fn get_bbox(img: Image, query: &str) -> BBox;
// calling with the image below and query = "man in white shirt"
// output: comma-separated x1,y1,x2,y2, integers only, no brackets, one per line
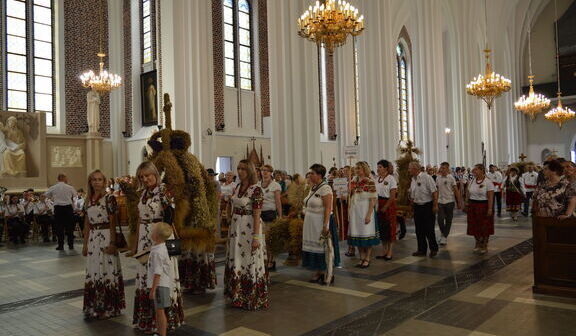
45,174,77,250
520,164,538,216
487,164,503,217
408,162,439,257
436,162,462,246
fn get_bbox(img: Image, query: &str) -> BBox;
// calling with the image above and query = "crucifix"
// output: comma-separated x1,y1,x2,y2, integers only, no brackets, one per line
399,140,420,160
519,153,527,162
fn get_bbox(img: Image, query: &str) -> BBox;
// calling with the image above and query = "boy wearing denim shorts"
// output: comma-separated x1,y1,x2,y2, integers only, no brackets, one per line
147,222,174,336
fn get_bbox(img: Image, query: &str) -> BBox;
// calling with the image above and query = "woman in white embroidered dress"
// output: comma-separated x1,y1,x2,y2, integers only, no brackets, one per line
224,160,269,310
348,161,379,268
128,162,184,333
302,164,340,285
82,170,125,319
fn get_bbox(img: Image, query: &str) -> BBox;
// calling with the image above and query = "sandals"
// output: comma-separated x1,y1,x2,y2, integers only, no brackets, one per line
360,260,370,268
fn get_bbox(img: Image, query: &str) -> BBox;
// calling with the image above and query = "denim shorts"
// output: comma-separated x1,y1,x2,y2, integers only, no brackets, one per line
154,286,171,309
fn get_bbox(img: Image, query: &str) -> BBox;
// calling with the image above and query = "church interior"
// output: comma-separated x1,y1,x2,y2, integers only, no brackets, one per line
1,0,576,335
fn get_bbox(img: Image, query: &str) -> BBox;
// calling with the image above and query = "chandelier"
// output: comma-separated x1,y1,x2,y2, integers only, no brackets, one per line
544,0,575,128
466,49,511,110
514,30,550,120
80,52,122,93
466,0,511,110
297,0,364,55
545,95,575,128
79,0,121,93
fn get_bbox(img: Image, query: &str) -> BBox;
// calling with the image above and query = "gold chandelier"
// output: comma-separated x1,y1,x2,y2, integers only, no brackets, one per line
514,30,550,120
297,0,364,55
79,0,121,93
466,0,511,110
80,52,122,93
545,95,575,128
544,0,575,128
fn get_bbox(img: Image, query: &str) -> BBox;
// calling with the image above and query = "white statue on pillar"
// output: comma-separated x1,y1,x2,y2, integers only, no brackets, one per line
87,89,101,135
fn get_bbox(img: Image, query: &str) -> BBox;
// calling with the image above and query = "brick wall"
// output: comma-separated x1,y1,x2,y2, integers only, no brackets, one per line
258,0,270,123
327,52,336,140
64,0,110,137
123,0,133,137
212,0,225,131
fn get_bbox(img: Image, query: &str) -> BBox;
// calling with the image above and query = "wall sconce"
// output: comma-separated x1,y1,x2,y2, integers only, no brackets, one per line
206,128,213,136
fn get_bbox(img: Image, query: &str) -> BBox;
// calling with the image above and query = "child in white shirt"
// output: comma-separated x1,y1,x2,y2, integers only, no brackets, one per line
147,222,174,336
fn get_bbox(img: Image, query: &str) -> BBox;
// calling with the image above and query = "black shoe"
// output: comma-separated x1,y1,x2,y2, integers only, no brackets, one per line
323,275,335,286
399,232,406,240
383,256,392,261
429,250,438,258
412,251,426,257
56,246,64,251
267,261,276,272
309,274,324,283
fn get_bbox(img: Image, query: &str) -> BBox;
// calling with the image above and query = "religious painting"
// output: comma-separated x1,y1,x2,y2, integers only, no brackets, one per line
51,145,83,168
141,70,158,126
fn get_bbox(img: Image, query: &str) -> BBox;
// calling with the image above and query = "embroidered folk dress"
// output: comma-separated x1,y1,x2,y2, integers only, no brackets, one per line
132,184,184,333
302,182,341,271
178,251,217,292
224,184,270,310
83,194,126,319
348,177,380,247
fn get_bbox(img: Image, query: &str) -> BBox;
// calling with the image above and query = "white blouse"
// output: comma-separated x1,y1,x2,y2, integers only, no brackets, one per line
468,177,495,201
258,180,281,212
303,183,332,215
376,175,397,198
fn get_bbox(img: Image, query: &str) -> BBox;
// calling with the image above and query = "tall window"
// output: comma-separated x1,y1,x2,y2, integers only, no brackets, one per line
319,45,327,135
3,0,55,126
223,0,253,90
396,42,412,142
353,37,360,143
142,0,152,64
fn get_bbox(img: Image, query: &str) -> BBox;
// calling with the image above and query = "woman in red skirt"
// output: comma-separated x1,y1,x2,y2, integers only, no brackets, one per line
465,164,494,255
375,160,398,260
503,167,523,221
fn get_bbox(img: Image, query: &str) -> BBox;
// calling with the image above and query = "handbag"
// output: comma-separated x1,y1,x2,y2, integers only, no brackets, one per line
106,195,127,249
261,210,277,223
166,223,182,256
115,222,128,249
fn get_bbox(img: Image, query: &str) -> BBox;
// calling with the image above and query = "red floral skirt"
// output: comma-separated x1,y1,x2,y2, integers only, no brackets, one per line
179,252,217,291
377,198,397,242
467,201,494,237
506,191,522,212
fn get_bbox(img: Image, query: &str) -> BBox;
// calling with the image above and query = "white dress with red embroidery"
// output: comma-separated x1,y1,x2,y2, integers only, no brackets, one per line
132,184,184,333
224,184,270,310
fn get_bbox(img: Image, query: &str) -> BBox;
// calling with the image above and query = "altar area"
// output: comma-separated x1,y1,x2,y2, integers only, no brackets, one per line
0,111,113,192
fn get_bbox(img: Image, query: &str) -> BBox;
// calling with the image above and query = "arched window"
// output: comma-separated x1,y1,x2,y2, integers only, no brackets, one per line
3,0,55,126
396,42,413,142
223,0,253,90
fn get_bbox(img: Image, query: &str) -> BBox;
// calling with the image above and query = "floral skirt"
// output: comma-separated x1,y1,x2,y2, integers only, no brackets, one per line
467,202,494,237
83,228,125,318
377,198,397,242
178,251,217,291
224,214,269,311
506,191,522,212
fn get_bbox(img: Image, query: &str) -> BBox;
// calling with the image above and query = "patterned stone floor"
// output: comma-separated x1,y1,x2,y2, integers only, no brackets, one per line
1,213,575,336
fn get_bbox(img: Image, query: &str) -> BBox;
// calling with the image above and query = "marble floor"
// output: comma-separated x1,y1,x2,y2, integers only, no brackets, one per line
1,213,575,336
